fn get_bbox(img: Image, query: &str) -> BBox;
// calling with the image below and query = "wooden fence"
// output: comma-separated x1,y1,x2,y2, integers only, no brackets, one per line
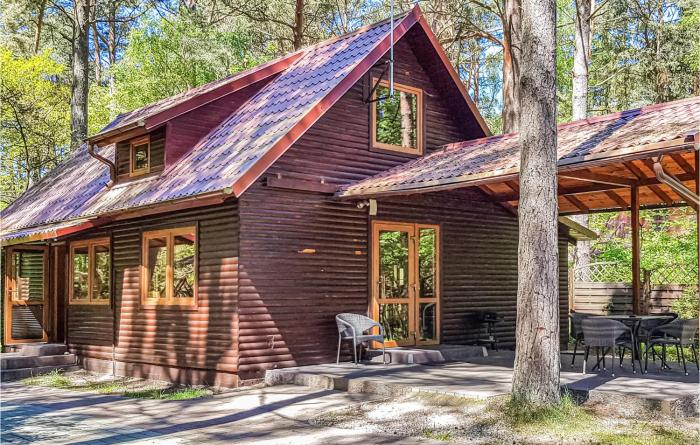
571,281,687,315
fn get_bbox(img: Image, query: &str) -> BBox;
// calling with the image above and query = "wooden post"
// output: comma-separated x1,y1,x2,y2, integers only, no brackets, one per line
631,186,641,315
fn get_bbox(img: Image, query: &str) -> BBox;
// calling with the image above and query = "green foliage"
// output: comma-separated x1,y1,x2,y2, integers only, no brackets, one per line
671,287,700,319
110,14,268,115
0,47,70,208
587,208,698,284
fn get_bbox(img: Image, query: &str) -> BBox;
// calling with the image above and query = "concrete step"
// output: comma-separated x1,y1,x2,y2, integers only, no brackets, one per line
12,343,68,357
1,353,76,370
1,364,80,382
366,345,487,364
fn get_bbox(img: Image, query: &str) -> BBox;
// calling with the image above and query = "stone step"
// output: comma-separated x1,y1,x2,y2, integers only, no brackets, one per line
13,343,68,357
1,353,76,370
1,364,80,382
366,345,487,365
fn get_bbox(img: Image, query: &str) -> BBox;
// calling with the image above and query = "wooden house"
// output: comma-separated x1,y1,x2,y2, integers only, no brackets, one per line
3,6,696,386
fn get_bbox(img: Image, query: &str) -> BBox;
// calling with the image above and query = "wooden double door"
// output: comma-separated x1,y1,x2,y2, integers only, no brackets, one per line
371,221,440,347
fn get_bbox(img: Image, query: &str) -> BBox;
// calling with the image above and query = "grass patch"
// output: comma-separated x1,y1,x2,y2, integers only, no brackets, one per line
124,387,212,400
413,391,479,408
22,370,213,400
421,429,453,441
23,370,73,388
495,392,596,437
594,424,696,445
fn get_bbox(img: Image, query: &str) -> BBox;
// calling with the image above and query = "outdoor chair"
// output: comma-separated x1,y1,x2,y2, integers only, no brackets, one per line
635,315,675,367
569,312,589,367
335,313,387,365
581,318,637,376
644,318,699,375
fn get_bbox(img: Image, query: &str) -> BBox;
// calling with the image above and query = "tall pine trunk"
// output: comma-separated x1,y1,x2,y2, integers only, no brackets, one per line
70,0,90,150
571,0,593,280
502,0,521,134
512,0,561,406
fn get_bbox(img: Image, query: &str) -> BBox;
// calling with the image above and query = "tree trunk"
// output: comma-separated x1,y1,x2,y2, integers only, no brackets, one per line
92,21,101,84
399,92,413,147
34,0,47,54
108,0,117,119
572,0,592,121
571,0,593,281
512,0,560,406
70,0,90,150
502,0,521,134
293,0,304,50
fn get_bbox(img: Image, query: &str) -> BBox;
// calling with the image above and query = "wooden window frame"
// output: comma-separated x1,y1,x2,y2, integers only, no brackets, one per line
129,135,151,177
370,78,424,156
68,238,111,305
141,226,197,308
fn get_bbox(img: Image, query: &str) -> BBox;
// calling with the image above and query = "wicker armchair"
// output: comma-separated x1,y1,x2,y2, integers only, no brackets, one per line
569,312,589,367
336,313,386,365
581,317,636,376
644,318,699,375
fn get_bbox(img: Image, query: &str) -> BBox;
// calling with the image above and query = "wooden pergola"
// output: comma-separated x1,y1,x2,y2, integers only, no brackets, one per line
479,145,698,314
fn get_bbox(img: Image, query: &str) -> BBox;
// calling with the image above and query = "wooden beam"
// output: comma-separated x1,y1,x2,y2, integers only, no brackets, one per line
265,176,338,194
479,185,518,215
562,194,589,213
605,190,629,210
631,186,641,315
624,160,649,179
670,153,695,175
559,170,636,187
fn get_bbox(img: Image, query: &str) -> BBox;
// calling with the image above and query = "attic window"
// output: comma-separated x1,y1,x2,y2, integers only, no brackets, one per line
371,79,424,156
130,135,150,176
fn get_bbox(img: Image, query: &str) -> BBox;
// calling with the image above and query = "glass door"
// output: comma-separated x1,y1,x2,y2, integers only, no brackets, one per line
371,222,440,347
4,246,49,344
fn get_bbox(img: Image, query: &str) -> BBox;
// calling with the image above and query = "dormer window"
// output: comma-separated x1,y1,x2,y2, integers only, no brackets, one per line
371,79,424,156
130,135,150,176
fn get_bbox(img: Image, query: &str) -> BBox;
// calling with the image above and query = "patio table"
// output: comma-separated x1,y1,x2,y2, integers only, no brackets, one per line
598,315,673,364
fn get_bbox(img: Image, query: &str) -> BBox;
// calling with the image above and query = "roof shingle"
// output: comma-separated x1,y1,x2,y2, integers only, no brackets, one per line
1,13,408,240
339,95,700,197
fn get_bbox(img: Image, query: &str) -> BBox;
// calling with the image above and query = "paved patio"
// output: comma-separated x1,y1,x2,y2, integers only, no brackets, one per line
0,382,433,444
266,351,699,416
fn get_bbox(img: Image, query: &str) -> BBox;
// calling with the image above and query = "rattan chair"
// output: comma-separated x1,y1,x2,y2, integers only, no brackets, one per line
644,318,699,375
581,317,637,376
569,312,589,367
336,313,387,365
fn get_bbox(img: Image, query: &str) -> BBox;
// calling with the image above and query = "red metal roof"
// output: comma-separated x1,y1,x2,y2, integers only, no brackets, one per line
4,7,464,242
339,95,700,198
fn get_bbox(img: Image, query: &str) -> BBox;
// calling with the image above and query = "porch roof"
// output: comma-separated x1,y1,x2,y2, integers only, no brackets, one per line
339,96,700,215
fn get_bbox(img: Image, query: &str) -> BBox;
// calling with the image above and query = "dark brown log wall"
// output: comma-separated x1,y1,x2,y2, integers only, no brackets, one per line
66,201,239,386
238,185,570,379
115,127,166,180
266,38,479,186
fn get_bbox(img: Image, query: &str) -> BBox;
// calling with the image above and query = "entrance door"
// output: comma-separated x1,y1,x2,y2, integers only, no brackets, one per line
4,246,49,344
371,222,440,347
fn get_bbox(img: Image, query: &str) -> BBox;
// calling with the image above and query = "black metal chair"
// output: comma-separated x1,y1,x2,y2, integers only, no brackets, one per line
644,318,699,375
466,311,501,351
635,315,675,367
569,312,589,367
581,318,637,376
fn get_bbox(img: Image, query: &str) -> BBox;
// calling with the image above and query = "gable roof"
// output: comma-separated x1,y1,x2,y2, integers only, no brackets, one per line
338,95,700,198
1,6,488,244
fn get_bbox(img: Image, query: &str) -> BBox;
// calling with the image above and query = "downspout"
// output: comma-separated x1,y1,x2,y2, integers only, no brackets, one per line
87,143,116,187
652,155,699,210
